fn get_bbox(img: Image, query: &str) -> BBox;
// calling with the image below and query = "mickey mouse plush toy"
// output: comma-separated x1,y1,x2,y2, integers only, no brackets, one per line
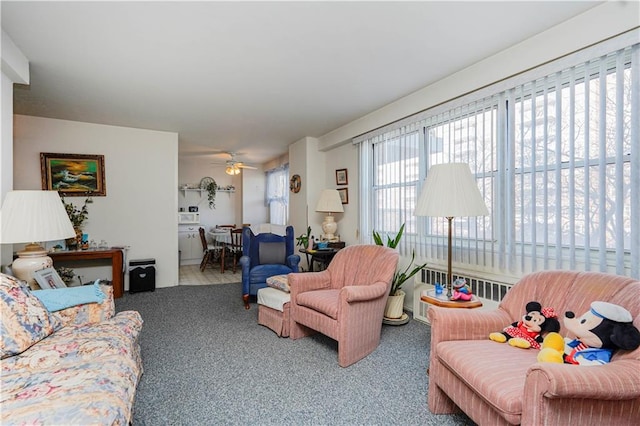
490,301,560,349
538,301,640,365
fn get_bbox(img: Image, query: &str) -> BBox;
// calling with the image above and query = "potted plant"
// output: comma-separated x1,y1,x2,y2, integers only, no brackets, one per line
61,196,93,249
206,180,217,209
296,226,312,249
373,223,427,319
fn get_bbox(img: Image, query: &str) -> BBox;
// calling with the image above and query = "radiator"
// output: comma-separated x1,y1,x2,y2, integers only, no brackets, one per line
420,269,513,303
413,268,512,324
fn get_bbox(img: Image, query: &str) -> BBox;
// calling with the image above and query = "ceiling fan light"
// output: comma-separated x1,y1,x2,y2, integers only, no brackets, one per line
225,165,240,175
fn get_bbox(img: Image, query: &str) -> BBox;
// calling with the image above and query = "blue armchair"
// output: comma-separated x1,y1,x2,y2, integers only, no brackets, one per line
239,226,300,309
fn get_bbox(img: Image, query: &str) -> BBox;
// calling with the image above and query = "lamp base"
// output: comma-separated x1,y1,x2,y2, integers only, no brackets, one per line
321,215,338,241
12,244,53,290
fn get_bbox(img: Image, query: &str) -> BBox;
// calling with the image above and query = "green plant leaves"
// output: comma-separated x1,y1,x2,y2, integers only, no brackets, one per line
372,223,426,295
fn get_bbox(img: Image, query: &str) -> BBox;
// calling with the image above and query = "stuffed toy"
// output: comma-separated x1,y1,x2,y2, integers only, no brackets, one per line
490,301,560,349
538,301,640,365
450,278,473,301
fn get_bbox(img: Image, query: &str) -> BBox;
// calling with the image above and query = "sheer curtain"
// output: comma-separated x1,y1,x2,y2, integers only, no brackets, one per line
266,165,289,226
355,33,639,279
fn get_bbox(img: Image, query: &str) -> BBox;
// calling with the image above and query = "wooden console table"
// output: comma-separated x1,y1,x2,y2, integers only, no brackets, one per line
50,249,125,298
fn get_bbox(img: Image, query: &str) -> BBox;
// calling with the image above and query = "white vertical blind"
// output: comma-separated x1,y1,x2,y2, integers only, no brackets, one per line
356,37,639,280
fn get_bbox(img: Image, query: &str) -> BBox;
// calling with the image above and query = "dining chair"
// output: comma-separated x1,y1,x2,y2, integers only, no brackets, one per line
199,227,224,272
224,228,243,273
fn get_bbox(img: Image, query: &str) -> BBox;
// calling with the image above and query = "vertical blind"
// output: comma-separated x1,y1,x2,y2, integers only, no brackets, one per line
356,37,639,279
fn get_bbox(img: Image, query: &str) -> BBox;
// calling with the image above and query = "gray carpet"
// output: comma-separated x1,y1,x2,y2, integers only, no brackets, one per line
115,283,474,425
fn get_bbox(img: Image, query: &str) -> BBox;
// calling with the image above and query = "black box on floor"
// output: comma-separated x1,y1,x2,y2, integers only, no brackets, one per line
129,258,155,293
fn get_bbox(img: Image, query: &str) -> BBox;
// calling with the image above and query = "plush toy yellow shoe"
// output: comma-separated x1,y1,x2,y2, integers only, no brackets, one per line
489,332,507,343
537,332,565,363
508,337,532,349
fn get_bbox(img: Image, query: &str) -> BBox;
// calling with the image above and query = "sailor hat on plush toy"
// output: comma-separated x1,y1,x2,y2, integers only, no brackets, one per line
590,301,633,323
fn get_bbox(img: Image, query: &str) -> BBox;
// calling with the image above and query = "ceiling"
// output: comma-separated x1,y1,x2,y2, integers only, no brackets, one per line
2,1,601,166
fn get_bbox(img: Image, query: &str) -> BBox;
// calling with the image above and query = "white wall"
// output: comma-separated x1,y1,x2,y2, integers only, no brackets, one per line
320,142,358,245
13,115,179,289
241,167,267,227
1,30,29,270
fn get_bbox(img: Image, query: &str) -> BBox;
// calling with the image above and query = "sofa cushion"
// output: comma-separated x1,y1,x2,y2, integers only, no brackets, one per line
53,284,115,327
296,289,340,319
266,274,290,292
0,273,62,359
437,339,539,425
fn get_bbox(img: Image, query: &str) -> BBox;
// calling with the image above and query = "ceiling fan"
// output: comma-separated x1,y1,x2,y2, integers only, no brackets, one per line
212,152,256,175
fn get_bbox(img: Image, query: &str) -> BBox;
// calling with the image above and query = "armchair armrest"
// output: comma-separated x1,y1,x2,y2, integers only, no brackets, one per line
288,271,331,295
341,281,388,303
525,359,640,400
428,306,511,344
286,254,301,271
54,284,115,327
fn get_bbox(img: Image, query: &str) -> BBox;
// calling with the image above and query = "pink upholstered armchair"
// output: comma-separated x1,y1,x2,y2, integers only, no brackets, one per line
427,271,640,425
289,245,399,367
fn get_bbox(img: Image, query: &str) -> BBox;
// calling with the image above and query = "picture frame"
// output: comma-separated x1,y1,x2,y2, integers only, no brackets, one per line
337,188,349,204
33,267,67,289
40,152,106,196
335,169,348,186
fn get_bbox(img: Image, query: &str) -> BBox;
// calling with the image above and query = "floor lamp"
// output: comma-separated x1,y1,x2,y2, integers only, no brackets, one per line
414,163,489,298
1,190,76,287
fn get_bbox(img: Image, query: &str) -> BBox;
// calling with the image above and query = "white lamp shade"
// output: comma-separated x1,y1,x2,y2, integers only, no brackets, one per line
1,190,76,243
415,163,489,217
315,189,344,213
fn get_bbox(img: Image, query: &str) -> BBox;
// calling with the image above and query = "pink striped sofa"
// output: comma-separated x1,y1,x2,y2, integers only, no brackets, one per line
427,270,640,425
289,245,399,367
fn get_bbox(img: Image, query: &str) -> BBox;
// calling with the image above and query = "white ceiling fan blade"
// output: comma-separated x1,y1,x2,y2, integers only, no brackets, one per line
237,163,257,170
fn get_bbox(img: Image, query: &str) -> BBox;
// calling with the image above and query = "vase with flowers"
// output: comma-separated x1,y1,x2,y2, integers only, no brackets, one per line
61,195,93,250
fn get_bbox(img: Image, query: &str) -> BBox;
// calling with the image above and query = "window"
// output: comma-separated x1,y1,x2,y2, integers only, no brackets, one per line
356,39,639,279
266,165,289,226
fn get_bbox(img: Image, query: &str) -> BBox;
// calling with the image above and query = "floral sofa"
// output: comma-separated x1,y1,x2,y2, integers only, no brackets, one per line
0,273,143,425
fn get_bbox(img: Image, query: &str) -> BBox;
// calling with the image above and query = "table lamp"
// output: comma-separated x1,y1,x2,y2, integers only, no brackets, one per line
315,189,344,241
414,163,489,298
1,190,76,287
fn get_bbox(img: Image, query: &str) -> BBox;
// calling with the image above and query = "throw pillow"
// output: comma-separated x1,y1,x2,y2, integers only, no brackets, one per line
259,242,286,265
0,273,62,359
266,274,290,292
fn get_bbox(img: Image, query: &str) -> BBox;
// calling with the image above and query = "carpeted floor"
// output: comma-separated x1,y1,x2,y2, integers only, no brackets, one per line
116,283,474,425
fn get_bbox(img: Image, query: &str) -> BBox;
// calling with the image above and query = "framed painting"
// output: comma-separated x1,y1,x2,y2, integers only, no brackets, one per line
335,169,348,186
34,267,67,289
337,188,348,204
41,153,106,196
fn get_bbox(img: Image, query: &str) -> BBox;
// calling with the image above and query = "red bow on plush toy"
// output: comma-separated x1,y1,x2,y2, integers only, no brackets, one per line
490,301,560,349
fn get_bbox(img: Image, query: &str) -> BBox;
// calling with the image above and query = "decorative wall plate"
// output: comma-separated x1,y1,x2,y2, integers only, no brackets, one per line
199,177,215,189
290,174,301,193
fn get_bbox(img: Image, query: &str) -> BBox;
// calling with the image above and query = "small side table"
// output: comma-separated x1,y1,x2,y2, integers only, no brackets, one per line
414,286,482,324
421,290,483,309
299,248,340,272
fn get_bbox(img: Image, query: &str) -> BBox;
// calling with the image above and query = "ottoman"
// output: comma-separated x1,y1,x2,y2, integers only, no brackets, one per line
257,285,291,337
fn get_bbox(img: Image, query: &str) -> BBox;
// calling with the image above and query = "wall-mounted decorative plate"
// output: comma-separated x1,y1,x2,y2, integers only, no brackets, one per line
290,174,301,193
199,176,215,189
